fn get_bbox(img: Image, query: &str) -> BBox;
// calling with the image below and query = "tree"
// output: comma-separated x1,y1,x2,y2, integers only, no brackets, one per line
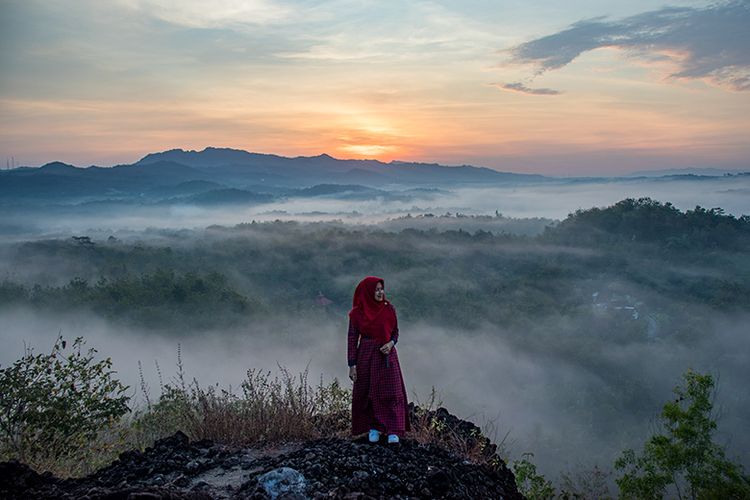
512,452,556,499
615,370,750,499
0,335,130,463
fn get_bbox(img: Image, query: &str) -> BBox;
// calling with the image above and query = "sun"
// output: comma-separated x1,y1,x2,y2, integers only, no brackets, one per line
333,121,404,160
339,144,398,158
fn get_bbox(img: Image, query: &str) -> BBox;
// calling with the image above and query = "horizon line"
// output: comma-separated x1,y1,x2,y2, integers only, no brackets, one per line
2,146,748,179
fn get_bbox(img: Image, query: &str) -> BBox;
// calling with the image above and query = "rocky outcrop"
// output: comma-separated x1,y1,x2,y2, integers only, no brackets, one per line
0,408,522,499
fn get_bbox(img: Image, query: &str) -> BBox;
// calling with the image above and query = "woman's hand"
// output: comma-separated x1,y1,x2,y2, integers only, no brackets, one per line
349,365,357,383
379,341,394,354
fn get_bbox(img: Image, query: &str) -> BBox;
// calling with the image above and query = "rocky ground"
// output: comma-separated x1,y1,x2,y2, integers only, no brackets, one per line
0,406,522,499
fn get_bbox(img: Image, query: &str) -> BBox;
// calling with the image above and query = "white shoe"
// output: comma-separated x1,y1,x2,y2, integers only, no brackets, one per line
387,434,399,444
368,429,381,443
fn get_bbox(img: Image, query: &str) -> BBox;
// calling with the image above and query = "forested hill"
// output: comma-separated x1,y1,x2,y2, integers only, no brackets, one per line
2,198,748,333
546,197,750,251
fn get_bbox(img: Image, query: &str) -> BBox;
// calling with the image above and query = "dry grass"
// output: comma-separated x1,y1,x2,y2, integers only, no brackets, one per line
129,364,510,473
5,347,507,478
129,348,352,449
408,386,511,470
179,366,351,444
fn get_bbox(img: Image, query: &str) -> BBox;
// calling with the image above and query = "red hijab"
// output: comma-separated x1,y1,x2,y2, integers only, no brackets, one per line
349,276,396,344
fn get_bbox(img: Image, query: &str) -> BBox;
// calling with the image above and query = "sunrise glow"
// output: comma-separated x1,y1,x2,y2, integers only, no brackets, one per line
1,0,748,174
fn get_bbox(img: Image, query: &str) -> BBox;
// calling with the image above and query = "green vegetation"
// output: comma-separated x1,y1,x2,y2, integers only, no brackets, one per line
132,361,352,448
3,198,748,333
1,198,748,487
509,370,750,499
0,270,260,330
615,371,750,499
0,336,129,474
1,331,748,498
0,336,354,476
512,452,556,499
5,334,746,498
0,338,495,479
547,197,750,252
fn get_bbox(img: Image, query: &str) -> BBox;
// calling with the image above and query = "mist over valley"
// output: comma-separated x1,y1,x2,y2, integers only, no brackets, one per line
2,153,749,486
4,0,750,494
2,148,749,238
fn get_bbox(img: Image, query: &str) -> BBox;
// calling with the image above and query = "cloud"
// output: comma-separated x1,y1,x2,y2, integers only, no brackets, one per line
494,82,561,95
117,0,291,28
506,1,750,91
272,1,500,62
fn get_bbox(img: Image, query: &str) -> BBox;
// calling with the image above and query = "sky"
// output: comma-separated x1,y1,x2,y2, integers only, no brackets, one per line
1,0,749,175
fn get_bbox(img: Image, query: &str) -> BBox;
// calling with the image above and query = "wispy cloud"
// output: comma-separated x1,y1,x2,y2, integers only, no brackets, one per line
117,0,291,28
505,1,750,91
275,1,498,62
493,82,561,95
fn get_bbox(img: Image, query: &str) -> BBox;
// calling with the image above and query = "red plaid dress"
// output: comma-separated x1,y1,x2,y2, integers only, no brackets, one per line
348,305,410,437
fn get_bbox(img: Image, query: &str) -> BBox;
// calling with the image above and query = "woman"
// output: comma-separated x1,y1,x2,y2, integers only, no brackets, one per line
347,276,410,444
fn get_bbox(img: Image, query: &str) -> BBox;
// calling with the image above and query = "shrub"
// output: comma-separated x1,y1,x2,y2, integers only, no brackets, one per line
409,387,509,469
512,452,555,499
615,370,750,499
131,357,352,447
0,335,130,469
558,465,612,499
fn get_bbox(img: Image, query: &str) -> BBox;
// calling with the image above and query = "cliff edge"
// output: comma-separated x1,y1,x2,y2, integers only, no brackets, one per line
0,406,522,499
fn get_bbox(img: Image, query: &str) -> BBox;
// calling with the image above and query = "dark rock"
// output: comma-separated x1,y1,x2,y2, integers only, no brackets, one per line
155,431,189,449
174,475,191,488
191,480,210,491
0,406,523,499
426,466,450,496
127,493,162,500
257,467,307,499
185,460,200,473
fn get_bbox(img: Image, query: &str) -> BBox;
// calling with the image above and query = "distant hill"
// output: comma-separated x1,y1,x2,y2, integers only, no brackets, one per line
180,188,275,206
292,184,382,197
0,160,209,200
546,197,750,251
138,147,290,167
0,147,553,204
626,167,747,177
146,180,226,198
135,147,548,186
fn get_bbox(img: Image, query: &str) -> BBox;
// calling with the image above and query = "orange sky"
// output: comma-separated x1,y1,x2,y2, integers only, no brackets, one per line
1,0,748,174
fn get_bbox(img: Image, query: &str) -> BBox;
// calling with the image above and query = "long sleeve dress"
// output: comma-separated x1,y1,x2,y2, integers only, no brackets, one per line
347,304,410,437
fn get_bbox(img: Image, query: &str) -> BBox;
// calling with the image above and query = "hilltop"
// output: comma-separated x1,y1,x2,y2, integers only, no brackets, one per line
0,405,522,499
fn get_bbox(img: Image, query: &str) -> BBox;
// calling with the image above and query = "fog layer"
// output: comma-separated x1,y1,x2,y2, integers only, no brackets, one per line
1,306,747,479
1,176,748,239
1,187,748,485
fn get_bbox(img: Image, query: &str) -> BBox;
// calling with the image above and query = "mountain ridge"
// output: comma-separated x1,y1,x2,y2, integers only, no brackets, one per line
134,146,544,185
3,148,745,205
0,148,550,202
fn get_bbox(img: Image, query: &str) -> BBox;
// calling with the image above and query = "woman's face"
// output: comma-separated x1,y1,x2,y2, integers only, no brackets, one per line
374,282,385,302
